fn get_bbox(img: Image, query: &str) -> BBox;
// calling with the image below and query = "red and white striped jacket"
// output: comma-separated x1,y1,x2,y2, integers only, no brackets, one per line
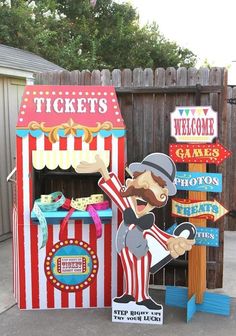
98,173,172,250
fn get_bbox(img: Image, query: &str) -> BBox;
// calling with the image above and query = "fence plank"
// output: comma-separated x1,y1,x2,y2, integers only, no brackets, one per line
101,69,111,85
112,69,122,87
91,70,101,85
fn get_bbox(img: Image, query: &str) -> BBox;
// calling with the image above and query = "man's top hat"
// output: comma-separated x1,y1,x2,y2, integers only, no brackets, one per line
129,153,177,196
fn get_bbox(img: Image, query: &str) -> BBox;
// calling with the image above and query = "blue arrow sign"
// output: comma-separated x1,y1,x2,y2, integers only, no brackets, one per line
166,223,219,247
175,171,222,192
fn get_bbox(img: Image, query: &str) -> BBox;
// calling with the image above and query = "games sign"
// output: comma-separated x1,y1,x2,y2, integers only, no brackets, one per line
170,106,218,143
169,143,232,165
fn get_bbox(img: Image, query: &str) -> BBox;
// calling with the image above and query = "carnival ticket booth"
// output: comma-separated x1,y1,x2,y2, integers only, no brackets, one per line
13,85,126,310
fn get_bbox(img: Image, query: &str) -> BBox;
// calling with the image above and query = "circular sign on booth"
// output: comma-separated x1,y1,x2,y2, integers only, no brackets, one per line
44,239,98,292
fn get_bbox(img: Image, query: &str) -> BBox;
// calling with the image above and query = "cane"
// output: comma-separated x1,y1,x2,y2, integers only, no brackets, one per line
150,222,196,274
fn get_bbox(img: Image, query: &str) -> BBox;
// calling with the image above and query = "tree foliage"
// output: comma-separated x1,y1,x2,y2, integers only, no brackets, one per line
0,0,197,70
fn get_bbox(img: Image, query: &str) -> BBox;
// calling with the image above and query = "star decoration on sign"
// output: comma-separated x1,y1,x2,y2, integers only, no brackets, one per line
62,118,77,136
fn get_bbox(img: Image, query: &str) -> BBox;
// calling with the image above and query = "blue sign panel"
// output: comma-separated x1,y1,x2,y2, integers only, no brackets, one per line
166,224,219,247
175,171,222,192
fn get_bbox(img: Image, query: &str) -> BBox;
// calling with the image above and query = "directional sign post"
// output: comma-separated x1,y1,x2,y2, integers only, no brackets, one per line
168,106,231,320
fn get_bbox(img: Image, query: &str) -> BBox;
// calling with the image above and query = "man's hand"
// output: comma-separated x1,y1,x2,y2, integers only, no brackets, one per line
167,237,195,259
75,154,110,181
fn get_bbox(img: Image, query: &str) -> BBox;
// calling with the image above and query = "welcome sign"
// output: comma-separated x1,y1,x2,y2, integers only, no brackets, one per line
170,106,218,143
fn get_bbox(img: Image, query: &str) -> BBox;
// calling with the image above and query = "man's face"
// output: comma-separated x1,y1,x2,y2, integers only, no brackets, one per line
121,171,169,217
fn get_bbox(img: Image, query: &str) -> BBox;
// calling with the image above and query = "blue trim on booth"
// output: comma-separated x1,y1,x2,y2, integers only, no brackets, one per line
16,129,126,138
165,286,231,320
31,209,112,225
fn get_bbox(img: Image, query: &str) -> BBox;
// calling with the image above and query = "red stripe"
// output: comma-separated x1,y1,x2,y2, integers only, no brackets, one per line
46,226,55,308
119,250,128,294
75,220,83,307
117,136,125,296
61,224,69,308
29,135,40,308
16,136,26,309
89,224,97,307
60,137,67,150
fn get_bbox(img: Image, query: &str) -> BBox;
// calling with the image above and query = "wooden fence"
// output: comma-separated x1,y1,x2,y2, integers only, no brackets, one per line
35,67,229,289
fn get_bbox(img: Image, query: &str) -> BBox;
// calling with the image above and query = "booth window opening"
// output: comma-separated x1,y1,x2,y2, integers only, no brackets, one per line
33,166,109,201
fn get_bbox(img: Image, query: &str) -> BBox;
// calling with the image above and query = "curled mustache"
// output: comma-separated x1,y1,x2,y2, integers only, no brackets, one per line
120,185,167,208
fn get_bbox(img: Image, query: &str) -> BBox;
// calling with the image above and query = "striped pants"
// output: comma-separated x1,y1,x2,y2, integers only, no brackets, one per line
119,247,152,302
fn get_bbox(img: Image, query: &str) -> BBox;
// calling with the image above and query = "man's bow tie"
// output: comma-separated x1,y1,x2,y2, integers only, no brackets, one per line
123,208,154,231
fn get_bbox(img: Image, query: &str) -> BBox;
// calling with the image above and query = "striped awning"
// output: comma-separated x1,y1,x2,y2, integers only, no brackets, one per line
32,150,110,170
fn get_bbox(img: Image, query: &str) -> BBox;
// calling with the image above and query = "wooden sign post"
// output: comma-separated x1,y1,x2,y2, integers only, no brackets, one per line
188,163,206,303
167,106,232,320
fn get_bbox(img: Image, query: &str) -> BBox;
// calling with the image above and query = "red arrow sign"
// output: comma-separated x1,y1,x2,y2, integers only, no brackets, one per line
169,143,231,165
172,198,229,222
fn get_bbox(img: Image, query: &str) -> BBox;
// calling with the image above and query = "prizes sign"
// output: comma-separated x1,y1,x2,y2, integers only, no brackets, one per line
170,106,218,143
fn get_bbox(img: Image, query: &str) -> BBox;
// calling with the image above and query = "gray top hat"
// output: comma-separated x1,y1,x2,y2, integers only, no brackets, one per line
129,153,177,196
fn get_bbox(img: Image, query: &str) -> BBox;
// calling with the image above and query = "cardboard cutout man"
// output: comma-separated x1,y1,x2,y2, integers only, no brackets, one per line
76,153,194,310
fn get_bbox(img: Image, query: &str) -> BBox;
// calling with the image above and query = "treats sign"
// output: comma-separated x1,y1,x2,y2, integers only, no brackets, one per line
170,106,218,143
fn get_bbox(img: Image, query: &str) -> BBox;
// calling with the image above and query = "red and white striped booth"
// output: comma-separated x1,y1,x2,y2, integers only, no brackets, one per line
13,85,126,310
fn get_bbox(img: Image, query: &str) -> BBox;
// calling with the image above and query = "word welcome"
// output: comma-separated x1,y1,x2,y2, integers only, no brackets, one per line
173,118,214,136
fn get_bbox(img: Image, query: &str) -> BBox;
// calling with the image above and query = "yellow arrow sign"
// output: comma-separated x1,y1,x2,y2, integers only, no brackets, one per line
172,198,228,222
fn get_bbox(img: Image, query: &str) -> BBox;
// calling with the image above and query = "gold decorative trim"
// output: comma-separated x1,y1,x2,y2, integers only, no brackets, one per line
28,118,113,144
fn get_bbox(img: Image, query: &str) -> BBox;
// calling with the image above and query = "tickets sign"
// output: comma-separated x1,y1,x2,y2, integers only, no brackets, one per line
169,143,232,165
172,198,228,222
166,223,219,247
170,106,218,143
175,171,222,192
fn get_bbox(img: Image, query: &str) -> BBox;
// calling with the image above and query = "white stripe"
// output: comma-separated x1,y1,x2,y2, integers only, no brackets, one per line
68,220,76,308
22,135,32,309
137,259,142,302
37,135,47,309
82,220,90,308
144,254,149,299
67,135,74,150
111,136,118,298
96,134,104,307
